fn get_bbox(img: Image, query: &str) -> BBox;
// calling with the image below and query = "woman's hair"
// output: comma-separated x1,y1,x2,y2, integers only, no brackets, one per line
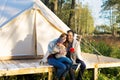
59,33,67,38
57,33,67,44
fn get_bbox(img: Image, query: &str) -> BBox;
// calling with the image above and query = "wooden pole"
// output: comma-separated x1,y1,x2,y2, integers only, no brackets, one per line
94,68,98,80
33,8,37,57
48,68,53,80
94,64,98,80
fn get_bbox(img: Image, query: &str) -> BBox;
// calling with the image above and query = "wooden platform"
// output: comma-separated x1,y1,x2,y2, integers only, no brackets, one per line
0,53,120,80
0,59,53,80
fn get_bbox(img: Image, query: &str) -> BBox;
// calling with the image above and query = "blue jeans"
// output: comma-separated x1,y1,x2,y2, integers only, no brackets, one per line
56,57,72,67
48,57,71,79
57,57,72,77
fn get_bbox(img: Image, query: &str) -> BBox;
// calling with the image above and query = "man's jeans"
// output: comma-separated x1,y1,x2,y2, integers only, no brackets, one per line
69,59,86,80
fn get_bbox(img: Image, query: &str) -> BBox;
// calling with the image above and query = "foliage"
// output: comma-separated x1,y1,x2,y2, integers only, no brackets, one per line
98,73,110,80
93,41,112,56
102,0,120,23
94,25,111,34
75,4,95,35
42,0,95,35
102,0,120,10
82,69,93,80
81,37,120,80
81,40,112,56
99,68,120,80
0,73,48,80
110,46,120,58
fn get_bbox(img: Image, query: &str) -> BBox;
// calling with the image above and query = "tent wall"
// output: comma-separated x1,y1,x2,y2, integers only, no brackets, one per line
36,10,62,55
0,9,35,59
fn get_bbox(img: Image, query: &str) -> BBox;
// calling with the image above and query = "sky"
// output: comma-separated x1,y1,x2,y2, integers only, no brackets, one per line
76,0,104,26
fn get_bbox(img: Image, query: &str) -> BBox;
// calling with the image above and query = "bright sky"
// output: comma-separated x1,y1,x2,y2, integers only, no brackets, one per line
77,0,104,26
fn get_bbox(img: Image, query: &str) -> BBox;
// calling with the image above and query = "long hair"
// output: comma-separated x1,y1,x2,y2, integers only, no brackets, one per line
59,33,67,38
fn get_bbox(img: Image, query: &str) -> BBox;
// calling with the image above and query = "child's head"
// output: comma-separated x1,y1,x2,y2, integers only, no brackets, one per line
57,38,64,46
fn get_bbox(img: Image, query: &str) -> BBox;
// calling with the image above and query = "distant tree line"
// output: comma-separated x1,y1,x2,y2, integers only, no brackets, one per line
101,0,120,36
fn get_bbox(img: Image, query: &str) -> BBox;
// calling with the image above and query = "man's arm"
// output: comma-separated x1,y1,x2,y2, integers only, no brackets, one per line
75,40,83,60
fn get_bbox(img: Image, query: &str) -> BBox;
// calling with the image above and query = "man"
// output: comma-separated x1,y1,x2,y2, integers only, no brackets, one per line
65,30,86,80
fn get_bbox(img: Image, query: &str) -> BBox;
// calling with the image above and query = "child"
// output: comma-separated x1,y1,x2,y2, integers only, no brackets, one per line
53,38,67,58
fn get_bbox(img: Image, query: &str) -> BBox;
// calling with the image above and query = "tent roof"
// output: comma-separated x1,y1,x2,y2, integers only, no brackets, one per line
0,0,70,32
0,0,34,27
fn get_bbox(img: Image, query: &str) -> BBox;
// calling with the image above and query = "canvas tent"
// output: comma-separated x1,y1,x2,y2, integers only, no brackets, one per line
0,0,70,60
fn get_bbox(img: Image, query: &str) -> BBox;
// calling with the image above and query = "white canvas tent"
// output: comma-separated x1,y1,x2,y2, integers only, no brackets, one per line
0,0,70,60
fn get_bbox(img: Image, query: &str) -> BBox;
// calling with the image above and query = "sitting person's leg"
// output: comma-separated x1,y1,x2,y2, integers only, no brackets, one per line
57,57,72,65
69,67,75,80
57,57,75,80
76,58,86,80
48,58,67,80
57,57,73,79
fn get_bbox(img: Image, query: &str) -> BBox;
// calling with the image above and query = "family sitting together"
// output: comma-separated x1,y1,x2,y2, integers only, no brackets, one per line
40,30,86,80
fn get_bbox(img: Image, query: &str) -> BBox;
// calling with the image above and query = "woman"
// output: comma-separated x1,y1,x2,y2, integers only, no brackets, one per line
40,33,72,80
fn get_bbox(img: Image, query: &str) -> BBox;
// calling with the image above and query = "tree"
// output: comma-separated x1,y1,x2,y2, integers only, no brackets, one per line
68,0,75,28
42,0,95,35
102,0,120,23
75,4,95,35
102,0,120,36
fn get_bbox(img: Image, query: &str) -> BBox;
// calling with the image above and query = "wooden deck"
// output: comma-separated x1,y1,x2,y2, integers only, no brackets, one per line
0,59,53,80
82,53,120,68
0,53,120,80
82,53,120,80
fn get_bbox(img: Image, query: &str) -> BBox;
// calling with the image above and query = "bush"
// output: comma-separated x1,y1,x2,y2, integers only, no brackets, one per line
110,46,120,58
0,73,48,80
81,40,112,56
98,73,110,80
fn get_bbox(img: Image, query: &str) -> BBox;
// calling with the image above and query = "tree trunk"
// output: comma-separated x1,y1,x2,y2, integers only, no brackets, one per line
49,0,58,14
54,0,58,14
68,0,75,28
45,0,49,6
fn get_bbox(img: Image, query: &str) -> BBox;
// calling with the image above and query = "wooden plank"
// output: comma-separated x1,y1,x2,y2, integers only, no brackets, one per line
97,62,120,68
1,61,19,70
0,61,7,70
0,61,7,76
2,67,52,76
